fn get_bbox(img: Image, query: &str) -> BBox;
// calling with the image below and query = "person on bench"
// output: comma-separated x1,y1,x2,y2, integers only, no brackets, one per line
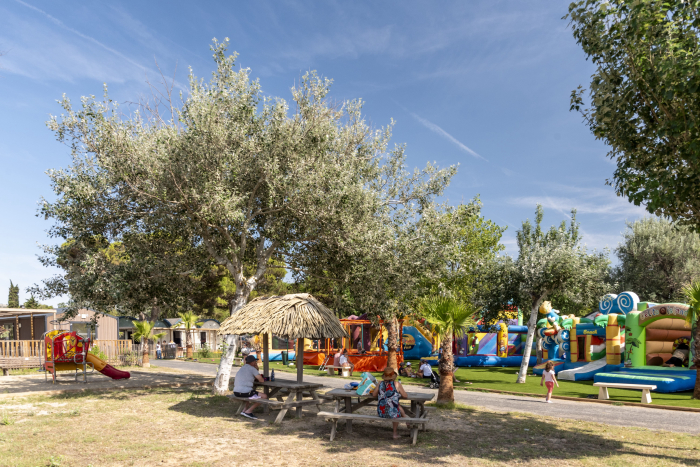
333,349,343,375
340,349,355,376
372,367,410,440
233,355,268,420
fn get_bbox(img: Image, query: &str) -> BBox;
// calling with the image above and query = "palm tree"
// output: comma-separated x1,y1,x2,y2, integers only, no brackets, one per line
419,296,478,404
177,311,201,359
132,320,166,368
682,282,700,399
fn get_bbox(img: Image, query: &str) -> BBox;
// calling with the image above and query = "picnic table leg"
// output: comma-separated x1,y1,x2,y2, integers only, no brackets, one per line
264,386,270,414
275,391,296,424
598,386,609,401
330,419,338,441
641,389,652,404
296,389,303,418
345,397,353,433
310,389,322,411
411,401,418,418
411,425,419,445
335,398,340,413
235,402,245,415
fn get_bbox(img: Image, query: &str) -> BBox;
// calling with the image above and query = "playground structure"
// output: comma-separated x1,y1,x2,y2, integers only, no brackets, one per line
532,292,697,393
251,315,435,372
44,324,130,383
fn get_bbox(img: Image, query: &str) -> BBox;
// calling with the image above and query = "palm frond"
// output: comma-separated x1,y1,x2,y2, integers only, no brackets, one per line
419,296,478,339
682,282,700,329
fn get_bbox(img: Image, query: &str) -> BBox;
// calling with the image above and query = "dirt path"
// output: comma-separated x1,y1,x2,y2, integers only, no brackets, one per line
0,366,211,397
153,359,700,434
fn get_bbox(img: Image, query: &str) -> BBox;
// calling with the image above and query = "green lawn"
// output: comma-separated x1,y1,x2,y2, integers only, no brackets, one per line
261,359,700,409
178,355,700,409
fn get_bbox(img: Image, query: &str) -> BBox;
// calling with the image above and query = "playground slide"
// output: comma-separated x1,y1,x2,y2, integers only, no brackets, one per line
85,353,131,380
556,359,607,381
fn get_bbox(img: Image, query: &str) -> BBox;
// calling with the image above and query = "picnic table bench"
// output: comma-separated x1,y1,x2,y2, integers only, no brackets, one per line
320,388,434,444
0,357,43,376
593,382,657,404
229,378,325,423
318,411,428,445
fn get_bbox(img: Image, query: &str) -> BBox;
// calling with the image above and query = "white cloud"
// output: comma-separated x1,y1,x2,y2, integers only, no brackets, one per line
409,112,487,161
509,184,648,220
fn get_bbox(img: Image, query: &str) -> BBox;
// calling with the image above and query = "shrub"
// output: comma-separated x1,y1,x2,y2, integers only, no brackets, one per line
88,345,107,361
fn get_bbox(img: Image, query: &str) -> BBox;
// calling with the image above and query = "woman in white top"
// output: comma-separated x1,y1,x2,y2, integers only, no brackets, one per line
540,361,559,403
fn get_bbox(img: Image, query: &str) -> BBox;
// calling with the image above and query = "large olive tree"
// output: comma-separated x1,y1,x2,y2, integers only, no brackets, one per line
41,39,455,394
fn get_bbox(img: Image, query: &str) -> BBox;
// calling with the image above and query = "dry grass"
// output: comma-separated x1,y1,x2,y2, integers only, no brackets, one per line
0,388,698,466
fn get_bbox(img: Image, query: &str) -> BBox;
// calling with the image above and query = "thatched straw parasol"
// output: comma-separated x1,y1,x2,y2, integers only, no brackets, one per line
218,293,348,384
217,293,347,339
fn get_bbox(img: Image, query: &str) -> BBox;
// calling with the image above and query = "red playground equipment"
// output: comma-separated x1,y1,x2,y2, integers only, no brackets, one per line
315,318,404,372
43,324,130,383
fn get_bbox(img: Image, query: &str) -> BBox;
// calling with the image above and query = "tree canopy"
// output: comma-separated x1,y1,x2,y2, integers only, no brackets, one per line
7,281,19,308
613,217,700,302
479,206,611,382
568,0,700,225
40,39,456,394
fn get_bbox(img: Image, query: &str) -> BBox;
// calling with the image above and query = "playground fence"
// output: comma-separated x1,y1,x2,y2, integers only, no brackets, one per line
0,339,134,365
0,339,43,357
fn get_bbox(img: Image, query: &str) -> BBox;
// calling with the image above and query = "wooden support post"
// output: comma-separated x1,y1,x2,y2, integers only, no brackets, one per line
263,333,270,414
263,333,270,378
30,313,34,340
15,316,19,342
296,338,303,418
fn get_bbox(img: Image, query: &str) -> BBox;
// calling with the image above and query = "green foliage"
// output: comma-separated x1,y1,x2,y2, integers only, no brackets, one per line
177,311,200,348
22,295,52,309
132,321,166,346
478,205,611,381
7,281,19,308
614,218,700,302
568,0,700,225
0,411,13,426
88,344,107,361
419,296,478,340
197,344,213,359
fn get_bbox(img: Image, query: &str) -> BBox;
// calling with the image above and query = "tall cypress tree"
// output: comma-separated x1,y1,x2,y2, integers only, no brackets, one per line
8,281,19,308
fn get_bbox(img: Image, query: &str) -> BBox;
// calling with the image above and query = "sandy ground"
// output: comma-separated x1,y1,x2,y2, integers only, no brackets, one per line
0,366,211,397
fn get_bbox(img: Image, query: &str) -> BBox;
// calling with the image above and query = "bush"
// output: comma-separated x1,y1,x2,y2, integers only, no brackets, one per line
198,344,212,358
119,349,138,367
88,345,107,361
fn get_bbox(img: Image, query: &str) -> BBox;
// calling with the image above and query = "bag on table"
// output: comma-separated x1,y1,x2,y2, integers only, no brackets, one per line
356,372,377,395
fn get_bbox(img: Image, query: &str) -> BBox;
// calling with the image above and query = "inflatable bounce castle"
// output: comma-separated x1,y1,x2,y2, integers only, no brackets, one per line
533,292,697,393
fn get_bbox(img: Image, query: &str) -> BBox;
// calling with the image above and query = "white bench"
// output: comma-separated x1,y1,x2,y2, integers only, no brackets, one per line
324,365,349,377
317,411,428,445
593,382,657,404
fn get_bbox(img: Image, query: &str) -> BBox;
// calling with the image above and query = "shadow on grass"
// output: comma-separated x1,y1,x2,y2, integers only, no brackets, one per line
167,390,700,465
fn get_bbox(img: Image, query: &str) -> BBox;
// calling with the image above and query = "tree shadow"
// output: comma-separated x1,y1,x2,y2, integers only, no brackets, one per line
168,391,700,465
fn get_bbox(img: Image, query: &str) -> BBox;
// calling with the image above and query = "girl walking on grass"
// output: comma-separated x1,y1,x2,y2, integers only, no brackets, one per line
540,361,559,403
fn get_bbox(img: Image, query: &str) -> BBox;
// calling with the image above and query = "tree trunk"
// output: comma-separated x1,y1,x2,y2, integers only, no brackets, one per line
385,317,399,371
212,290,250,395
186,329,193,359
693,318,700,400
517,297,545,384
437,332,454,404
142,340,150,368
536,337,543,365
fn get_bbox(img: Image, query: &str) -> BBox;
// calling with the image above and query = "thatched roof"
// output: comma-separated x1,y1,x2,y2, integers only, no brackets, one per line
217,293,348,340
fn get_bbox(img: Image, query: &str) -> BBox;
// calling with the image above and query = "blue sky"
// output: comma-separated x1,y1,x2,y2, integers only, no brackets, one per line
0,1,649,306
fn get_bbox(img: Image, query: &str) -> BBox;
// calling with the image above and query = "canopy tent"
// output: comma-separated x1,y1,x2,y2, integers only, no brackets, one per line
217,293,347,383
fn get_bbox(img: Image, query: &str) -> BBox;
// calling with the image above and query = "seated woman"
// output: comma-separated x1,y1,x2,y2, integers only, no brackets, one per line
664,342,690,367
372,367,411,440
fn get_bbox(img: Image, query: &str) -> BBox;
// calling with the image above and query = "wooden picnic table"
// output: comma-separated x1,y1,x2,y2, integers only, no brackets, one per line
251,378,325,423
325,388,434,433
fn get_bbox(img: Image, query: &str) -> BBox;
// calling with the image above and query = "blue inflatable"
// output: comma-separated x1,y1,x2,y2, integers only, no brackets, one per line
425,355,537,367
402,326,434,360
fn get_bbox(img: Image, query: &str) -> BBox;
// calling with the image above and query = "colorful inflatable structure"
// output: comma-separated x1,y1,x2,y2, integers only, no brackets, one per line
252,316,432,372
532,292,697,393
423,307,537,367
44,328,131,383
